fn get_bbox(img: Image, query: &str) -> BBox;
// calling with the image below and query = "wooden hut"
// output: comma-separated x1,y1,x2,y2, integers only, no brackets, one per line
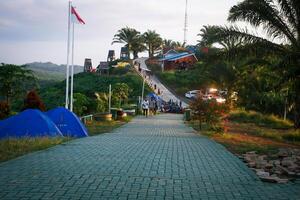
97,62,109,75
120,47,129,60
84,58,92,72
160,52,198,71
107,50,115,62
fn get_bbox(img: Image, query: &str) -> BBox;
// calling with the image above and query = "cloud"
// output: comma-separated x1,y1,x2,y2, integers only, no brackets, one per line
0,0,240,65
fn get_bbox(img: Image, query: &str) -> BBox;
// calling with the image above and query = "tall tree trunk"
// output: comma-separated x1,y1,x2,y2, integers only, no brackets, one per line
148,43,151,58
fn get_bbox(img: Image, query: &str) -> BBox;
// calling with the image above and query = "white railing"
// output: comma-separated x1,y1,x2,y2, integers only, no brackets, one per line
80,114,93,124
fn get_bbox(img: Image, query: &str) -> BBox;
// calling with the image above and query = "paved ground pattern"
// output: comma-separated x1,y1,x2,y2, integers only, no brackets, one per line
0,114,299,200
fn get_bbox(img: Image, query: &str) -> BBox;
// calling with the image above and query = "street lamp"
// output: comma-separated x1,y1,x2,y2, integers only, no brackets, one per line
161,45,164,72
141,77,145,108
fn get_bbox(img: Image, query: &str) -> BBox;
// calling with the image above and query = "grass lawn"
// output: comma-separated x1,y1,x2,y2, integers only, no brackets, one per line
0,137,71,163
0,116,133,163
86,116,133,136
188,110,300,155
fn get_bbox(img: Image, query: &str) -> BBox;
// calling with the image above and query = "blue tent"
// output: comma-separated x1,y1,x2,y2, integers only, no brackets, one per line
147,93,163,102
46,107,88,138
0,109,63,139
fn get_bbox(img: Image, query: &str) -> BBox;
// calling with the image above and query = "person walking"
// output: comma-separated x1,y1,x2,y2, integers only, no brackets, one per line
149,97,156,115
142,98,149,117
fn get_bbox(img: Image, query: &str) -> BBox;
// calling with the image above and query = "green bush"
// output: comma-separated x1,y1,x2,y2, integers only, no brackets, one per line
228,110,293,129
39,72,151,113
282,131,300,142
190,98,229,130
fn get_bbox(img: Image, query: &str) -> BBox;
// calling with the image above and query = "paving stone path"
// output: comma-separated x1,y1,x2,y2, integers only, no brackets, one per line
0,114,299,200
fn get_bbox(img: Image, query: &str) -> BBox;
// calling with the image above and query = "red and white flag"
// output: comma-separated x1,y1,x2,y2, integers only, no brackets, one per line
71,6,85,24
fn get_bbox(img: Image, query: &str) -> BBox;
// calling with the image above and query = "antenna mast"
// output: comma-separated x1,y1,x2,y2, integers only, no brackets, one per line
183,0,188,44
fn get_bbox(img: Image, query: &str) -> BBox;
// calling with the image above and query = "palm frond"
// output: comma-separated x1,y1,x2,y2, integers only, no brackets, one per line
228,0,297,45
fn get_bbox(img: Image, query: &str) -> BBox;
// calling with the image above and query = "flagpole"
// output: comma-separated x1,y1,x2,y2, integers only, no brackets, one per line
70,21,75,112
65,1,71,109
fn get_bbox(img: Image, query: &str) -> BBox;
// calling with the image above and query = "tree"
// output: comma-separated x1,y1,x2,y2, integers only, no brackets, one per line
112,27,141,59
95,92,108,113
143,30,162,57
197,25,245,107
73,93,90,116
190,97,228,130
198,0,300,128
163,39,174,48
132,37,146,59
23,90,46,111
112,83,131,107
0,63,36,105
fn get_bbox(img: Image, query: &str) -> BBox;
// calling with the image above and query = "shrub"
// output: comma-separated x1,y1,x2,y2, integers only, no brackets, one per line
228,110,293,129
282,131,300,142
0,101,10,119
190,97,229,130
73,93,90,116
23,90,46,111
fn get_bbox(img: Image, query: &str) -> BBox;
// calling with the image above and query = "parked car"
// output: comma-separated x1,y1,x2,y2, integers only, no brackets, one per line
185,90,201,99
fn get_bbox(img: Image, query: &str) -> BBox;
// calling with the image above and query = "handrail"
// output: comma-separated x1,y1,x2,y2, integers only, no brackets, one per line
80,114,93,124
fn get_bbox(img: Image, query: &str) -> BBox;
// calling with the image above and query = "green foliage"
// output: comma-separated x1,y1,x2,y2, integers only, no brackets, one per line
196,0,300,128
39,72,150,114
190,98,229,130
0,63,37,104
109,66,130,75
112,27,141,59
228,110,293,129
95,92,108,113
73,93,90,116
282,131,300,142
112,83,131,108
153,63,209,95
142,30,162,57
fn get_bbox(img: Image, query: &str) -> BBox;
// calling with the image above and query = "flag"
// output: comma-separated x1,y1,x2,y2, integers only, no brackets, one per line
71,6,85,24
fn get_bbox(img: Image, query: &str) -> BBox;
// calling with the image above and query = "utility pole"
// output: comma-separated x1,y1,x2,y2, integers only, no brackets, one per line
183,0,188,45
161,46,164,72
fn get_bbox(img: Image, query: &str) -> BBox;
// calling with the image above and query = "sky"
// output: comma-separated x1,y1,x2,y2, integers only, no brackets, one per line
0,0,240,66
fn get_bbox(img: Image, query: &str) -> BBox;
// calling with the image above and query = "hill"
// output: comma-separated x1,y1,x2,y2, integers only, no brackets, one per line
25,62,84,84
39,67,151,115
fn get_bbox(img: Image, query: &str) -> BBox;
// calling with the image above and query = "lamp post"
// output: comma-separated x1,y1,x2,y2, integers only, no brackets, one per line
141,77,145,107
108,84,111,114
161,46,164,72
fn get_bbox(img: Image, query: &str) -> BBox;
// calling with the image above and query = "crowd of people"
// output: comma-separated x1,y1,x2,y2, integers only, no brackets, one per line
141,97,183,117
135,61,184,117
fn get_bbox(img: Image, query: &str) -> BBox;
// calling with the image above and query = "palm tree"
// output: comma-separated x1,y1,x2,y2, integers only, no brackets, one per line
112,27,141,59
198,25,242,51
142,30,162,57
200,0,300,128
132,38,146,59
171,41,186,49
163,39,174,48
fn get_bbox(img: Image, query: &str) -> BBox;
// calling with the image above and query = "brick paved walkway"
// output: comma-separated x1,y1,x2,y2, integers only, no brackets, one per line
0,114,299,199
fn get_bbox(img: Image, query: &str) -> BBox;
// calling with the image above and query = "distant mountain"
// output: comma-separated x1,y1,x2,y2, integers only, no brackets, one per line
24,62,84,83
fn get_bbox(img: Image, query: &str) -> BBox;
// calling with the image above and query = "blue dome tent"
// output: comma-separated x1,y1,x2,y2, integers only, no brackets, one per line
0,109,63,139
147,93,163,102
46,107,88,138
